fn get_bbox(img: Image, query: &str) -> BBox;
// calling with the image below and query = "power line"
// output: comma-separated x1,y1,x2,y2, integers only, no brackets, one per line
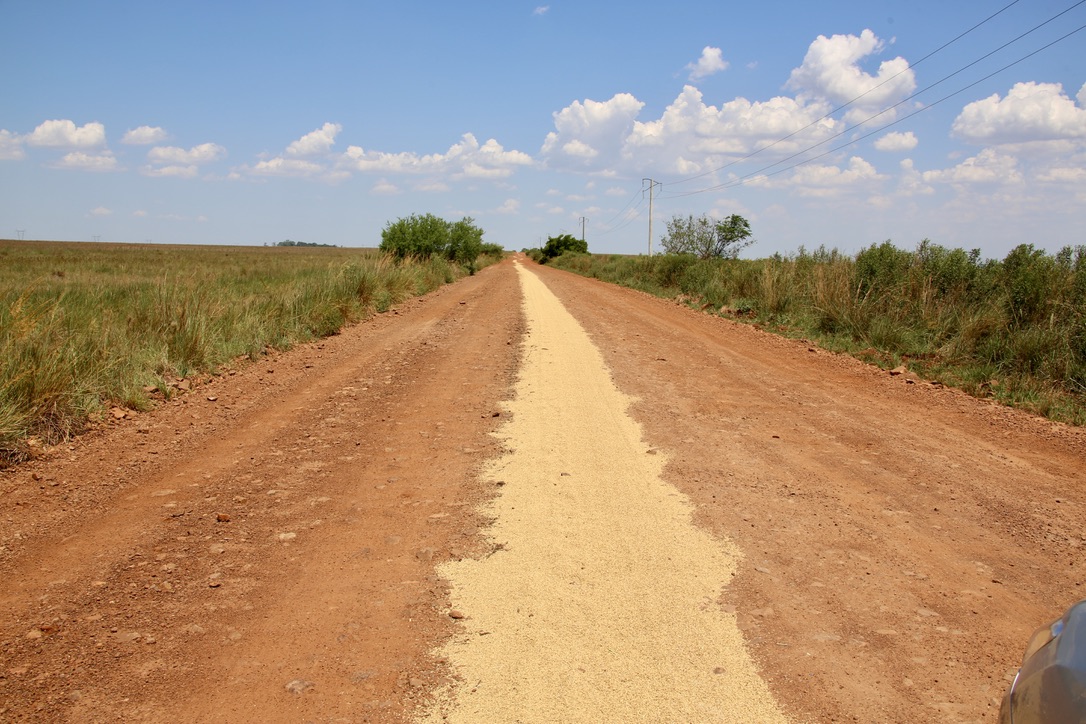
662,4,1086,199
595,192,646,236
591,0,1082,244
673,20,1086,197
595,187,643,230
662,0,1029,189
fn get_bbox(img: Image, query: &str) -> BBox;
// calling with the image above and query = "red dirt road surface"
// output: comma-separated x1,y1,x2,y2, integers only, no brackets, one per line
2,256,1084,723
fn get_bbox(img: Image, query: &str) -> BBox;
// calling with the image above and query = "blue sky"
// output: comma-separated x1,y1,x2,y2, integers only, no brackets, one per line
2,1,1084,258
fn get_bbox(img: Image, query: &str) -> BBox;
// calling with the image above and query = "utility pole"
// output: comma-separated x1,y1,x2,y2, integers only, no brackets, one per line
16,229,25,240
579,216,588,243
642,178,661,255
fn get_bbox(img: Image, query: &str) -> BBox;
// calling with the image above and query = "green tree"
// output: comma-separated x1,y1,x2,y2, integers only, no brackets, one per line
661,213,753,259
480,242,506,258
380,213,450,260
446,217,484,267
541,234,588,261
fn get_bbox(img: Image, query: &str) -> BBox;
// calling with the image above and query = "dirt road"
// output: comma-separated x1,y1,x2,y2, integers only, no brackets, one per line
2,257,1084,723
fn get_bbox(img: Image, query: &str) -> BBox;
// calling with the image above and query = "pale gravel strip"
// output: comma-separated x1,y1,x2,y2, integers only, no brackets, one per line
421,262,788,723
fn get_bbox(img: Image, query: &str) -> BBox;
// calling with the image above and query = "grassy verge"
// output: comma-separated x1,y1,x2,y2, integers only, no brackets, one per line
0,240,501,464
549,241,1086,425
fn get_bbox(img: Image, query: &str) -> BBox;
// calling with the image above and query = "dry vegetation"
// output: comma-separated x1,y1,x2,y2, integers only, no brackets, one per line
551,240,1086,425
0,240,498,464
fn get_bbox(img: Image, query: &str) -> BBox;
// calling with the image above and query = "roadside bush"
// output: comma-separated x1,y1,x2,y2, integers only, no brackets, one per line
855,240,911,297
447,217,484,271
380,213,449,260
541,234,588,262
480,242,506,259
1002,244,1059,327
379,213,487,272
916,240,979,296
652,253,698,288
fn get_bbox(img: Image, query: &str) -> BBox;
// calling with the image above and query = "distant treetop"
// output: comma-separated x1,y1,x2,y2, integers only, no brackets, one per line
275,239,338,247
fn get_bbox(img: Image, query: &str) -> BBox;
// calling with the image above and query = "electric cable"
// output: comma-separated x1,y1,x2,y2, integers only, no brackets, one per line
595,194,646,236
668,20,1086,197
594,186,643,231
663,0,1029,188
661,6,1086,199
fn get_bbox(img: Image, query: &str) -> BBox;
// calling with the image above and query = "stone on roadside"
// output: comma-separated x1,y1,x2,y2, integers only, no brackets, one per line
285,679,314,694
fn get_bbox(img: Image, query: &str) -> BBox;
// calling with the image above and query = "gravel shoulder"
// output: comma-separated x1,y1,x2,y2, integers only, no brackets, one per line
422,262,786,722
532,261,1086,723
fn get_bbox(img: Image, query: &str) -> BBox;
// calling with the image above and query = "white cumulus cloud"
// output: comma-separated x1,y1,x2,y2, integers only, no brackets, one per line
1037,166,1086,183
533,6,549,15
922,148,1024,185
143,164,199,178
897,158,934,196
27,119,106,148
541,93,645,170
540,86,845,176
122,126,168,145
54,151,119,171
952,81,1086,145
0,129,25,160
787,30,915,124
249,157,325,178
627,86,840,174
286,122,342,156
342,133,532,179
874,131,918,152
784,155,883,197
90,206,113,216
372,178,400,194
686,46,729,82
147,143,225,165
562,139,599,158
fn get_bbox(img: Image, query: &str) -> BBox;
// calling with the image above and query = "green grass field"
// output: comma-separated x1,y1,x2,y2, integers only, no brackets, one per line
0,240,490,464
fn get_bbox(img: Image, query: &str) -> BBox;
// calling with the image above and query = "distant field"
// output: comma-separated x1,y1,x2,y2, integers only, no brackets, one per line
0,239,481,463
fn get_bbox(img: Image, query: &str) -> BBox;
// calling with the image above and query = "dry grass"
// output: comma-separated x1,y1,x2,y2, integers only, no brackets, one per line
0,240,483,464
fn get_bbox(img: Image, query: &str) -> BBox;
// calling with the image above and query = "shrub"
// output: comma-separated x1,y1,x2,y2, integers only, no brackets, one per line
379,213,486,271
854,240,911,297
661,213,754,259
541,234,588,262
1002,244,1059,327
380,213,449,260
